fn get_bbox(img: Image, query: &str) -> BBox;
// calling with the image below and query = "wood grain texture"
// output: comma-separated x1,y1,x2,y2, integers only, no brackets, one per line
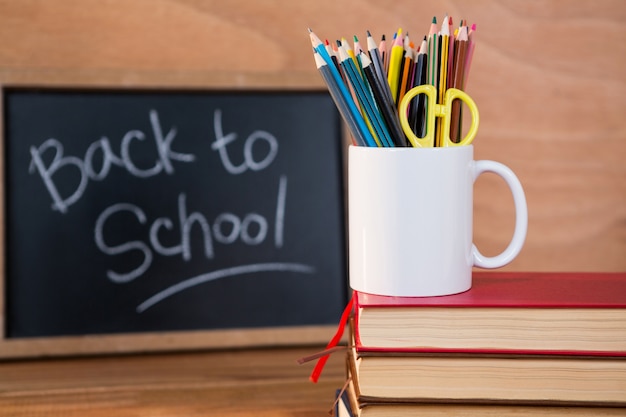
0,325,340,359
0,347,346,416
2,347,626,416
1,0,623,274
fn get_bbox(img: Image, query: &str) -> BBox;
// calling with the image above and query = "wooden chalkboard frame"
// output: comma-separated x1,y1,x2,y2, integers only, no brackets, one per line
0,70,350,359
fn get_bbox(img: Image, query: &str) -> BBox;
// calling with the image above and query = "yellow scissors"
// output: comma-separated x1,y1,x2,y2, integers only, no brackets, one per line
398,85,480,148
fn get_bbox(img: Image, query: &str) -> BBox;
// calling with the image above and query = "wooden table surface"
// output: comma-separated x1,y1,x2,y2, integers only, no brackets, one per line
0,346,345,416
4,346,626,417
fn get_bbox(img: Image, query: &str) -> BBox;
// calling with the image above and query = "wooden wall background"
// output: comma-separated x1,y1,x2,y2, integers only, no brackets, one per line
0,0,624,276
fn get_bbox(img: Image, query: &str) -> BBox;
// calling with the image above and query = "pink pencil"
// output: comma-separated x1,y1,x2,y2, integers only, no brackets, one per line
463,23,477,89
378,34,387,73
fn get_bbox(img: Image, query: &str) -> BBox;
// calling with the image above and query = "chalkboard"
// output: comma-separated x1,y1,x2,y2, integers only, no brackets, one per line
3,88,347,340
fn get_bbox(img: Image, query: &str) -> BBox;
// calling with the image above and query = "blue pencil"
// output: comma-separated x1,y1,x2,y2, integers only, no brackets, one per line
309,29,376,147
313,51,369,146
338,44,394,147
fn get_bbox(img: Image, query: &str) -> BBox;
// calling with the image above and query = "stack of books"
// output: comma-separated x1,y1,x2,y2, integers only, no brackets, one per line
336,272,626,416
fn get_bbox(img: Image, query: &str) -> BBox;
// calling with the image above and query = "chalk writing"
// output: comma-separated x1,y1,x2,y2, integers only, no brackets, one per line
94,176,287,283
211,109,278,175
27,106,309,311
28,110,195,213
136,262,316,313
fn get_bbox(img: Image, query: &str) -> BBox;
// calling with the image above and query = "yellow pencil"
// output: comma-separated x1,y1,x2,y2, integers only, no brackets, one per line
386,28,404,104
436,15,450,146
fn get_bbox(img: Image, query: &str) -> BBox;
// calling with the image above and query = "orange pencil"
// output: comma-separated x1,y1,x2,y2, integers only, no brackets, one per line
397,39,415,110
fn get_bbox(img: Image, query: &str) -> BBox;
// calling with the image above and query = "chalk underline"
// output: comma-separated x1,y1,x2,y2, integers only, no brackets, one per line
136,262,316,313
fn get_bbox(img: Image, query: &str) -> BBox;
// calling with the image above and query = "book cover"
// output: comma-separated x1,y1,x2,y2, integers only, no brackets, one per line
347,344,626,406
336,387,353,417
354,272,626,355
341,367,626,416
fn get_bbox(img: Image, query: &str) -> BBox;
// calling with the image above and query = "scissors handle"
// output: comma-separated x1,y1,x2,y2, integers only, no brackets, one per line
399,85,479,148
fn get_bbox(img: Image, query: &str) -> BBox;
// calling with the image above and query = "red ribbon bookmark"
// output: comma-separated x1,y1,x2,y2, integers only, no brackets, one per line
309,293,354,383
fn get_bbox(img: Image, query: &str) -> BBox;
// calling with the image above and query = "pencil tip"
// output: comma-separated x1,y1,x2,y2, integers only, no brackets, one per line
366,29,372,36
432,16,437,24
381,34,386,40
308,27,313,33
354,34,359,42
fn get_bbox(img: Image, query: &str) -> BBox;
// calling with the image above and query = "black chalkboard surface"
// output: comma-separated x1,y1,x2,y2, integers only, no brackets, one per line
3,88,347,339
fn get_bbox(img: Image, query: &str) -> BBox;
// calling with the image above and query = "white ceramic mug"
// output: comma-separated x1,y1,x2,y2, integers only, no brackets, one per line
348,145,527,297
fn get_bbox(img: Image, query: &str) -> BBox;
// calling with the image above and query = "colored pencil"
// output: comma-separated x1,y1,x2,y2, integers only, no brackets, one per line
449,25,469,142
330,41,347,84
387,28,405,104
309,16,477,148
334,39,381,146
427,17,439,92
313,51,367,146
354,35,366,73
360,51,407,147
324,39,335,64
379,34,388,73
325,38,345,86
341,37,358,68
447,16,456,89
309,30,376,147
435,15,450,146
408,37,428,141
353,35,364,56
463,23,477,89
397,35,415,111
339,45,394,147
366,30,393,105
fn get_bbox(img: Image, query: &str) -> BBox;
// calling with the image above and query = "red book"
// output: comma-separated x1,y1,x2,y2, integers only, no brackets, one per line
353,271,626,356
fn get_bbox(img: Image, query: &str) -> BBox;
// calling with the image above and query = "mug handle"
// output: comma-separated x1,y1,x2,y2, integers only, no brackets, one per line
472,160,528,268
